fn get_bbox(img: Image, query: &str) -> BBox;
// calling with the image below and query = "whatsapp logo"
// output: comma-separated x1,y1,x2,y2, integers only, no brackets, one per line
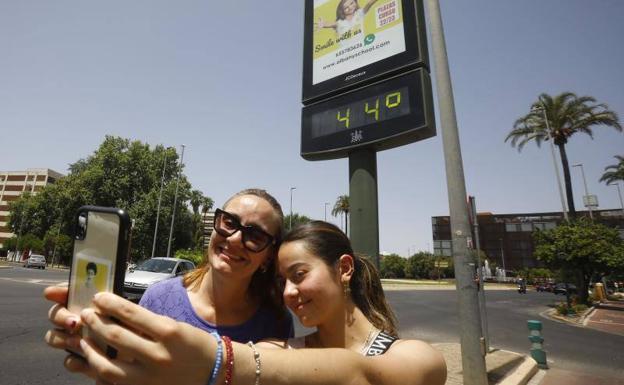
364,34,375,45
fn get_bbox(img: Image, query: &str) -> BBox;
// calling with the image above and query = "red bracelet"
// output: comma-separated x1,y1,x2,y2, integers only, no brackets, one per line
222,335,234,385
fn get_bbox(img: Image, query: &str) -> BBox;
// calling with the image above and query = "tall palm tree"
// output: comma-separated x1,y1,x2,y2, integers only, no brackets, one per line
189,190,203,216
599,155,624,185
505,92,621,218
331,195,350,234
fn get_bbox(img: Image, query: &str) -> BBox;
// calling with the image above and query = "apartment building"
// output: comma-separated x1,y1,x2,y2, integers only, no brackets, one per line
0,168,64,251
432,209,624,271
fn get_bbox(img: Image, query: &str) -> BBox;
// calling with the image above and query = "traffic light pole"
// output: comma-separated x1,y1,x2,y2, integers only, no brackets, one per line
427,1,488,384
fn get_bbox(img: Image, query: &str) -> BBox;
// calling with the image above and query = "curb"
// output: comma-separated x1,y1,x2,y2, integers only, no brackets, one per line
496,356,538,385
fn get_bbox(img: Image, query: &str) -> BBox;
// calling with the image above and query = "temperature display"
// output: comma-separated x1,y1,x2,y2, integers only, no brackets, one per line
310,88,410,138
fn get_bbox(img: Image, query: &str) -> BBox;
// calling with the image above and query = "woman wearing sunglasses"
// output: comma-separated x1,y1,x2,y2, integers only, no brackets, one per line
45,188,293,350
46,221,445,385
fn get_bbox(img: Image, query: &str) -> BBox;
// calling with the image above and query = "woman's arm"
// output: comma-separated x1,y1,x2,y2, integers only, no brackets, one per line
315,16,337,31
363,0,379,14
74,293,446,385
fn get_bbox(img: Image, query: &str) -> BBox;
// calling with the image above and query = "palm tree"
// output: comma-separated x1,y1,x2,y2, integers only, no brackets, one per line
331,195,350,234
599,155,624,185
505,92,621,218
189,190,203,216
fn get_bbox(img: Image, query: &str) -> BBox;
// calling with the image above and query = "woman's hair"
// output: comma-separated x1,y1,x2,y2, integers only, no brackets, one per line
336,0,360,21
183,188,286,317
282,221,398,336
86,262,97,275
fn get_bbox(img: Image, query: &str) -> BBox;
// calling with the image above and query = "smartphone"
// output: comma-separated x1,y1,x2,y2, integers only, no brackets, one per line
67,206,131,357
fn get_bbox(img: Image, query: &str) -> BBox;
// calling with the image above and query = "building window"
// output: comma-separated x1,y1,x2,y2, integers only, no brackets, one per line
434,240,452,257
534,222,556,231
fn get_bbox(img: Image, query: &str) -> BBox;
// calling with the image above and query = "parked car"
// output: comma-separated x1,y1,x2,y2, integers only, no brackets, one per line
23,254,46,269
123,258,195,301
553,283,577,295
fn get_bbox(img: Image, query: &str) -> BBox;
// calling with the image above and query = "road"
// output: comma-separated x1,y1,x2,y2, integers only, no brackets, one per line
1,265,622,384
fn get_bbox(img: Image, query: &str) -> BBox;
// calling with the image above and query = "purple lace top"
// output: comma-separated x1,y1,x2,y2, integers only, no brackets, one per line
139,277,293,343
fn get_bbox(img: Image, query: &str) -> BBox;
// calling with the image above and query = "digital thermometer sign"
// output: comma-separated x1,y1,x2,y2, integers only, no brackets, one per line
301,69,434,160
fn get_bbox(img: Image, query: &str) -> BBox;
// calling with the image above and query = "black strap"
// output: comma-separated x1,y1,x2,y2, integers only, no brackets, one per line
364,331,397,356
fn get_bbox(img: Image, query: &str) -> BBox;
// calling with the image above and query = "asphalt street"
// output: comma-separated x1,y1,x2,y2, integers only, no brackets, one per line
1,265,622,384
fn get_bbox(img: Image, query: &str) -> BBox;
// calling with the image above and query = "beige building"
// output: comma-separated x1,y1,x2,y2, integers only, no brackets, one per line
0,168,64,250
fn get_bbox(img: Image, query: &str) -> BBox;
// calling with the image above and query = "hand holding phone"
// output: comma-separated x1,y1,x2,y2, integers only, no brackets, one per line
66,206,131,357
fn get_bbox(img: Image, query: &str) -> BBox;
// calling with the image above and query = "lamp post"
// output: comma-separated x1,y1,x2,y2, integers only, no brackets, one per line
608,182,624,215
152,147,170,259
499,238,506,278
289,187,296,230
532,105,569,222
324,202,329,221
167,144,185,258
571,163,594,220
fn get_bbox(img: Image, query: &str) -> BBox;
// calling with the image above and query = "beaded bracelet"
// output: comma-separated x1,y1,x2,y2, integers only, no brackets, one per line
207,331,223,385
247,341,261,385
222,335,234,385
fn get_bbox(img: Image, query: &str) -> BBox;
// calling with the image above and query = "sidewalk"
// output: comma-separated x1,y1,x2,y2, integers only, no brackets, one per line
537,367,624,385
433,343,537,385
584,300,624,336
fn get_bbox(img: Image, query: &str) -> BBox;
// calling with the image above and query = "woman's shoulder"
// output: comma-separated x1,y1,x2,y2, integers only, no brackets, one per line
375,339,447,384
139,277,186,310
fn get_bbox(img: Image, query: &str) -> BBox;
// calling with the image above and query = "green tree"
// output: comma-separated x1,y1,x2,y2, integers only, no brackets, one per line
506,93,622,218
380,254,406,279
8,136,197,262
533,219,624,304
599,155,624,185
404,252,435,279
283,213,312,231
331,195,350,234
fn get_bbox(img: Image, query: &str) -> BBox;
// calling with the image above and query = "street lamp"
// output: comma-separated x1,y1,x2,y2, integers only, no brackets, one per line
289,187,296,230
152,146,171,259
499,238,507,279
607,182,624,215
571,163,594,220
532,104,569,222
324,202,329,221
167,144,185,258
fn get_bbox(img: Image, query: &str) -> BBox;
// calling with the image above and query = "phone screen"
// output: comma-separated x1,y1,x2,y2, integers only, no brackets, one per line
67,210,121,314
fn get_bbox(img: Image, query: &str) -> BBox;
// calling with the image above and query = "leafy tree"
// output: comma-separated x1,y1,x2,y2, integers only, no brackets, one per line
175,249,204,267
8,136,198,262
403,251,455,279
506,93,622,218
331,195,350,234
380,254,406,279
533,219,624,304
599,155,624,185
283,213,312,232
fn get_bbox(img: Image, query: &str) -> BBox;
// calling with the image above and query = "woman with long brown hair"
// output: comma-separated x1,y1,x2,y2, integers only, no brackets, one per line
45,188,293,346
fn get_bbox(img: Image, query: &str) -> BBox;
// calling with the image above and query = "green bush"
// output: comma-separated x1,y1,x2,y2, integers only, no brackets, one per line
555,302,588,315
175,249,204,267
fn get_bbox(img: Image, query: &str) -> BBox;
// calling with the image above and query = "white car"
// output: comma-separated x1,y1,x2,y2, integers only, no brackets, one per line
24,255,47,269
123,257,195,301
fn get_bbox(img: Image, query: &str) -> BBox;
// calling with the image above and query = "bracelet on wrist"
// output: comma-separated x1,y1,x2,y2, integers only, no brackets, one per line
207,331,223,385
247,341,261,385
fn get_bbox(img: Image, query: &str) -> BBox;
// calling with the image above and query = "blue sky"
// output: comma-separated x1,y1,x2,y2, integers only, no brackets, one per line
1,1,623,256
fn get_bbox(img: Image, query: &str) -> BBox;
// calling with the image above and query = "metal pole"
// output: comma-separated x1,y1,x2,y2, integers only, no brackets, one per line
538,105,569,222
572,164,593,220
152,148,169,259
499,238,506,275
469,196,490,352
289,187,296,230
51,215,63,268
609,183,624,214
427,1,488,383
167,144,185,258
349,148,380,269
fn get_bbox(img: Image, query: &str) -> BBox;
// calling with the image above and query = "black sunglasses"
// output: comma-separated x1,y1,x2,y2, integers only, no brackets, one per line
213,209,278,253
